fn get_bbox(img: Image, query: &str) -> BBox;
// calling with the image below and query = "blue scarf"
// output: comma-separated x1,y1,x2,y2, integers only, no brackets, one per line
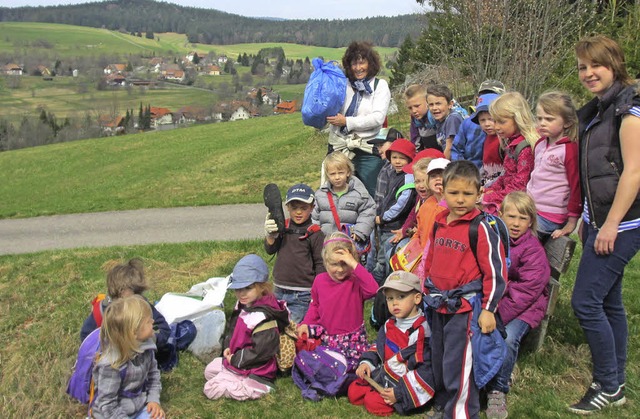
340,78,373,135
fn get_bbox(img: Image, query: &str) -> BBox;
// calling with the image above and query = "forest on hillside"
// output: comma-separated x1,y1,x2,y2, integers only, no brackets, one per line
0,0,424,48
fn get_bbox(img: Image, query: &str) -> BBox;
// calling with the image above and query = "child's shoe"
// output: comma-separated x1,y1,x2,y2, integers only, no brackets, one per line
486,390,508,419
263,183,285,234
567,381,626,415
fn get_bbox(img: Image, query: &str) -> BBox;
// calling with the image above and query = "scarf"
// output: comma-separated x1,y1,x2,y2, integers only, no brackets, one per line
340,78,373,135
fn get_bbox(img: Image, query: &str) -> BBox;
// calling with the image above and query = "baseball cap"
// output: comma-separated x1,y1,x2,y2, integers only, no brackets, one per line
380,271,422,293
427,158,450,174
470,93,499,124
477,80,505,95
367,127,404,144
285,183,314,205
403,148,446,174
228,254,269,290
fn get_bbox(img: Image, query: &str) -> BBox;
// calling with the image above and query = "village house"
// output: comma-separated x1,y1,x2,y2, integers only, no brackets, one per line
3,63,23,76
163,69,185,82
105,73,127,86
149,106,174,127
177,105,212,123
217,55,228,64
274,100,297,114
97,115,126,135
103,64,127,75
201,64,221,76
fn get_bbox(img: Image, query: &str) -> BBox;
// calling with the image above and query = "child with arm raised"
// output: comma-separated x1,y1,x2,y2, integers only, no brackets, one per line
297,232,379,372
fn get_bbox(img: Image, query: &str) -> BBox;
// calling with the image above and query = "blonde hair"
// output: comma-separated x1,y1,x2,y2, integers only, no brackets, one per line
100,295,152,369
500,191,538,233
107,258,148,299
489,92,538,148
323,151,354,182
536,91,579,142
404,84,428,100
251,282,274,297
412,157,433,176
321,231,358,264
575,35,633,86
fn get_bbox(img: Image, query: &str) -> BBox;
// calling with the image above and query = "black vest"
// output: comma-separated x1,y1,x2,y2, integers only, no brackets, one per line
578,81,640,227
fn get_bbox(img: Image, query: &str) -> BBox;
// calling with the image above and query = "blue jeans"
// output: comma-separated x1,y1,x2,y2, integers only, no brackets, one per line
536,214,565,235
487,318,530,393
131,407,152,419
571,223,640,392
373,230,394,285
274,287,311,323
352,149,383,198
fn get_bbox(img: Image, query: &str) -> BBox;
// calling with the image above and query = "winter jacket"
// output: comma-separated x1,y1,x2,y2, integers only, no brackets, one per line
578,81,640,227
313,176,376,241
498,230,550,329
359,313,434,414
410,114,439,151
223,294,289,382
480,134,504,187
451,117,485,168
264,217,325,290
482,134,534,214
527,136,582,222
377,170,416,232
92,339,161,419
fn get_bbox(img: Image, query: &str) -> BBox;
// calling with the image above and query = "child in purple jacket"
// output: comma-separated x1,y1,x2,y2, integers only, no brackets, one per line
204,254,289,401
485,192,551,419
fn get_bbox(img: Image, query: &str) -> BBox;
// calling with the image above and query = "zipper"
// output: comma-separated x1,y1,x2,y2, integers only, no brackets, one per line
610,161,621,178
582,129,599,229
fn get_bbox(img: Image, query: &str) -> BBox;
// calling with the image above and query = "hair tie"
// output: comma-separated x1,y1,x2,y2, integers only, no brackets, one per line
323,237,353,246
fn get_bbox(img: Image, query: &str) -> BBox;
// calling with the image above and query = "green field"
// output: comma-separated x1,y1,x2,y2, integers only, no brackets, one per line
0,22,396,62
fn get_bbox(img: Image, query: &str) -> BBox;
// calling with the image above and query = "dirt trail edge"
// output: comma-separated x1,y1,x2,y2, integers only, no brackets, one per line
0,204,266,256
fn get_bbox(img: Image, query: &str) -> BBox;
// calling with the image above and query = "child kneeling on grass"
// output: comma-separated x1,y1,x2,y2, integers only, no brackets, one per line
348,270,434,416
484,192,550,419
92,295,164,419
203,254,289,401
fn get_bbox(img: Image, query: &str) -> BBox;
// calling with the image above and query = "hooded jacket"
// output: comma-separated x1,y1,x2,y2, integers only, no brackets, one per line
223,294,289,382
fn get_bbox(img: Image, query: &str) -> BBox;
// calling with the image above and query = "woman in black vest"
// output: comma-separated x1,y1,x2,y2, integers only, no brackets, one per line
569,35,640,415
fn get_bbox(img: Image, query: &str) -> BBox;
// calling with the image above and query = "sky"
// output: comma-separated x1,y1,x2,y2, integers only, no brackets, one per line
2,0,425,20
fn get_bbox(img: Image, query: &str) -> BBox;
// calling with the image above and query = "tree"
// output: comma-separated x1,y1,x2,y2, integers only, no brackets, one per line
192,52,200,64
390,35,416,87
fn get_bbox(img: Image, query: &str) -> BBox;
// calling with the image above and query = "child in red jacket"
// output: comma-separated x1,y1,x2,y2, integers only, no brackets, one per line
423,161,508,419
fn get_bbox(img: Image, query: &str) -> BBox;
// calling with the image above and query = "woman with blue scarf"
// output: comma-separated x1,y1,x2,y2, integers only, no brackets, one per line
327,41,391,197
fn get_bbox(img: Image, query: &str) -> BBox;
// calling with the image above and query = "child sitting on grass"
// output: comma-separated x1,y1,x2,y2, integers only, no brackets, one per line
348,271,434,416
297,232,379,373
79,258,172,370
264,183,325,323
484,192,550,419
203,254,289,400
92,295,164,419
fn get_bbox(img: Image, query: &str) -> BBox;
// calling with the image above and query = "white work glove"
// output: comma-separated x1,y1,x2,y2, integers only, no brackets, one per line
264,214,279,238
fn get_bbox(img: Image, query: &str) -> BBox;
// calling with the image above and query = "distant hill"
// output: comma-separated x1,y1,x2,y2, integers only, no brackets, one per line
0,0,425,48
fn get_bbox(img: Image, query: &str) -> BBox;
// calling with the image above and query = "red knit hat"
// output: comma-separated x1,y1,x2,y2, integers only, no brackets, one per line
403,148,445,174
385,138,416,162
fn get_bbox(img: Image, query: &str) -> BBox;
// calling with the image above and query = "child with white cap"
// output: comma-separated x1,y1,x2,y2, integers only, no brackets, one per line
348,270,434,416
203,254,289,400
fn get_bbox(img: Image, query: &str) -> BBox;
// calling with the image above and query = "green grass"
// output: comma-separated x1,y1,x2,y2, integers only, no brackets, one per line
0,113,327,219
0,237,638,418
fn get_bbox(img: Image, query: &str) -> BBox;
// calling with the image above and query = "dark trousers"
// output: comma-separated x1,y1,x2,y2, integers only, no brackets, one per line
431,310,479,419
571,223,640,392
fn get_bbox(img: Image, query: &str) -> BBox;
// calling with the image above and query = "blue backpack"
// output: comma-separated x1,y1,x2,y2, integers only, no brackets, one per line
66,328,102,404
291,346,349,401
301,58,347,129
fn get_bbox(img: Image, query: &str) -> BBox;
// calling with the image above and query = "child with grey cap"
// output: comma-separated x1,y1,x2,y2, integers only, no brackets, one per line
348,271,434,416
264,183,325,323
204,254,289,400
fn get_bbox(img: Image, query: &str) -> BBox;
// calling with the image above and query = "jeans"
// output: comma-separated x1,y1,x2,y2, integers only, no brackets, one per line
352,149,383,198
487,318,530,393
536,214,565,235
131,407,152,419
372,230,394,285
274,287,311,323
571,223,640,392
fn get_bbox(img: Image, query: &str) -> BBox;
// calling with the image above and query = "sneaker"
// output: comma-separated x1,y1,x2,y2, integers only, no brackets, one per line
567,382,626,415
486,390,508,419
425,404,444,419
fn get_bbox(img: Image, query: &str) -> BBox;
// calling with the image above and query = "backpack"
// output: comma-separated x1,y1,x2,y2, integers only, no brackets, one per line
499,140,530,164
252,319,297,374
302,58,348,129
66,328,102,404
434,211,511,268
291,346,349,401
91,293,107,326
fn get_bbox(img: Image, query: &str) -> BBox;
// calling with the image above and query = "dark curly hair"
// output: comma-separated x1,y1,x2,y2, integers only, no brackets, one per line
342,41,382,81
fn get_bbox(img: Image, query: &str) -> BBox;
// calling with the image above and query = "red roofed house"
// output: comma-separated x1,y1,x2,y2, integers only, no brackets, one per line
274,100,297,114
149,107,174,127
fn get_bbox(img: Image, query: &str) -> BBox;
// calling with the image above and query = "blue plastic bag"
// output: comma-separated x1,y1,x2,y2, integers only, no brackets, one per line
302,58,347,129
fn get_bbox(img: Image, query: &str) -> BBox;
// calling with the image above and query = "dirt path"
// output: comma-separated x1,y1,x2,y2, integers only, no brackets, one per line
0,204,266,256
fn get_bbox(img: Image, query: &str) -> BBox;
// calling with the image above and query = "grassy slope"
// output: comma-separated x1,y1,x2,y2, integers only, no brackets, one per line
0,113,327,218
